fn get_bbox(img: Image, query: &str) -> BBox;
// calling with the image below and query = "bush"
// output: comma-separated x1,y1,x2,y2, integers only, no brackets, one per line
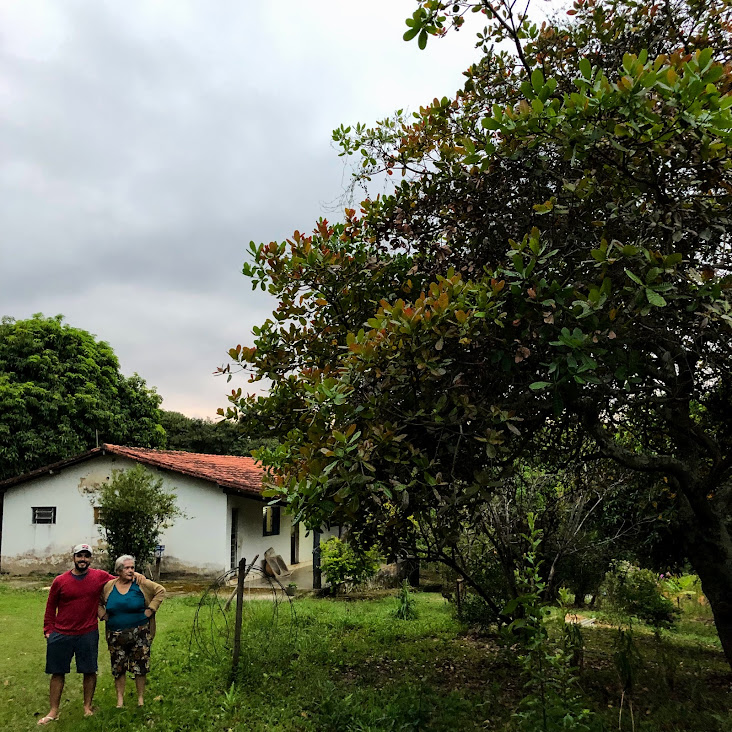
456,592,498,630
94,464,184,570
320,537,381,590
556,540,612,607
602,562,680,629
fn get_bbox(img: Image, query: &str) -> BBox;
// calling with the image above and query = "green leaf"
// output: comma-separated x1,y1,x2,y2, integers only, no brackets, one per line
520,80,534,99
418,29,428,50
698,47,713,72
590,249,606,262
624,268,643,286
646,289,667,307
531,68,544,93
529,381,551,390
502,598,520,615
645,267,662,283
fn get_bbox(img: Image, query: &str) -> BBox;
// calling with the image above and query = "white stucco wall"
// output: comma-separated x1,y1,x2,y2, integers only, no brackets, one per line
150,470,227,576
227,495,296,571
0,454,227,576
1,456,116,574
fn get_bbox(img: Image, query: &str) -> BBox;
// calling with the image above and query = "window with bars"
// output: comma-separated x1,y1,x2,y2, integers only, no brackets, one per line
32,507,56,524
262,505,280,537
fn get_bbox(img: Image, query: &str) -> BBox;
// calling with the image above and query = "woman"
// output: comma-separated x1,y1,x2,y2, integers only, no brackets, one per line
98,555,165,708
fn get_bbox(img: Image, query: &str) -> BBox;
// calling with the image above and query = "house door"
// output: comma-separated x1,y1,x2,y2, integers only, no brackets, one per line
290,522,300,565
230,508,239,569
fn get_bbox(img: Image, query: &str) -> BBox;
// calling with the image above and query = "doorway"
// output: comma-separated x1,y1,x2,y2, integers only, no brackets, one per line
230,507,239,569
290,522,300,565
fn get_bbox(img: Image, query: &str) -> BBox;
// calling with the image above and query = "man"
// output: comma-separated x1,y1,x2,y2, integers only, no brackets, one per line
38,544,138,726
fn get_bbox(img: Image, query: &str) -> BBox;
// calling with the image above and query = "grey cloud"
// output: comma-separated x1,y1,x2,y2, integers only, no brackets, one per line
0,0,477,417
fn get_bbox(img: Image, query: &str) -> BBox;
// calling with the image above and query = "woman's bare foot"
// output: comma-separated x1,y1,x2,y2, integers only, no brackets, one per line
37,714,58,726
83,707,95,717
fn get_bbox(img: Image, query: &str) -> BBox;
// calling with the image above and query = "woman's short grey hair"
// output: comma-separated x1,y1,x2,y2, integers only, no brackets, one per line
114,554,136,574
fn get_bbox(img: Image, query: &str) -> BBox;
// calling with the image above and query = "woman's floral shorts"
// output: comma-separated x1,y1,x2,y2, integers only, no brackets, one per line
107,624,152,678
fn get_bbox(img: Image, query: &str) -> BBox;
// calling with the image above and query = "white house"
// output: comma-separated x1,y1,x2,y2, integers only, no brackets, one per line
0,444,333,578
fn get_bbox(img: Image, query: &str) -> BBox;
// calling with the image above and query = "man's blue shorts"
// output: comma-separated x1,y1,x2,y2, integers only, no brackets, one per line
45,629,99,674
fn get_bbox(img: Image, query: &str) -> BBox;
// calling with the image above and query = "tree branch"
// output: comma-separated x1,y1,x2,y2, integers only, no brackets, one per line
578,401,690,481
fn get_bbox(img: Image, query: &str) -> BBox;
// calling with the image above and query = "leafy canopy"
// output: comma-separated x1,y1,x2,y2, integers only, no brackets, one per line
159,410,272,456
0,314,165,480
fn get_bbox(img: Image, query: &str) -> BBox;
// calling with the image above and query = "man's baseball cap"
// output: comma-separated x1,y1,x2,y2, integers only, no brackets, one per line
72,544,93,555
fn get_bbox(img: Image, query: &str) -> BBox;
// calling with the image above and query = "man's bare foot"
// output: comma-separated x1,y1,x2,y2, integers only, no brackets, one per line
37,714,58,726
83,707,95,717
116,703,124,708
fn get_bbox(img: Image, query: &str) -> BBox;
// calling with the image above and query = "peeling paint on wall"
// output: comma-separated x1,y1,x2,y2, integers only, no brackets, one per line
1,550,78,576
0,551,222,578
156,555,222,578
77,468,111,497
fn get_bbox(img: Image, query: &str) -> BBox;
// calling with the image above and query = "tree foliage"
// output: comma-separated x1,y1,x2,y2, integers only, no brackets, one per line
159,410,271,456
222,0,732,664
94,464,184,570
0,314,165,480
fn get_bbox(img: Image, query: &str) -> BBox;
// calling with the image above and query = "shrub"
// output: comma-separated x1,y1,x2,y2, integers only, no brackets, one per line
94,464,184,570
457,592,498,630
440,549,511,628
602,562,680,629
557,541,612,607
319,537,381,590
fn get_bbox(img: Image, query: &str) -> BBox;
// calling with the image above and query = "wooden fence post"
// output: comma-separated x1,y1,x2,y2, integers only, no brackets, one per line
231,557,246,676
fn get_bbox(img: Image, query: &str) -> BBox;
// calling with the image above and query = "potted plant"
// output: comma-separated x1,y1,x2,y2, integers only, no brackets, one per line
285,582,297,597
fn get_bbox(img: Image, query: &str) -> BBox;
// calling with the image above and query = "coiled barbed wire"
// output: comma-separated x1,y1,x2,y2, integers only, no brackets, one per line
189,560,297,666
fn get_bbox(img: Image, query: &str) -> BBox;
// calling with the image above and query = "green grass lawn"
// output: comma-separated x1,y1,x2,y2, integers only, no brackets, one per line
1,581,730,731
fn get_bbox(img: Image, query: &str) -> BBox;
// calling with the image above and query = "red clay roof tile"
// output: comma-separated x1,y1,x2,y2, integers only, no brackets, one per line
0,445,265,498
102,444,264,497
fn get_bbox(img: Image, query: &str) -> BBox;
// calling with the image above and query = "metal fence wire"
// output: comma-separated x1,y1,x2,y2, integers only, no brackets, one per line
188,559,297,669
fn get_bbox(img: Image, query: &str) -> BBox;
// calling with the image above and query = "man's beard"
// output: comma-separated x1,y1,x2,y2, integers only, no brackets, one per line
73,559,90,573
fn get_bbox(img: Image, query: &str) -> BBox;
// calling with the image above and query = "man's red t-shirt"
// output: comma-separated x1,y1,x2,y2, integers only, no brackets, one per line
43,568,116,636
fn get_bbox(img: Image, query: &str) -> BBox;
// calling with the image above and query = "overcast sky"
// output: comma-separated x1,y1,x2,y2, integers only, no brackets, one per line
0,1,494,418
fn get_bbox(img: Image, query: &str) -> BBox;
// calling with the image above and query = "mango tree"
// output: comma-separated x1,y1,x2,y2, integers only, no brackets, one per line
0,314,165,480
